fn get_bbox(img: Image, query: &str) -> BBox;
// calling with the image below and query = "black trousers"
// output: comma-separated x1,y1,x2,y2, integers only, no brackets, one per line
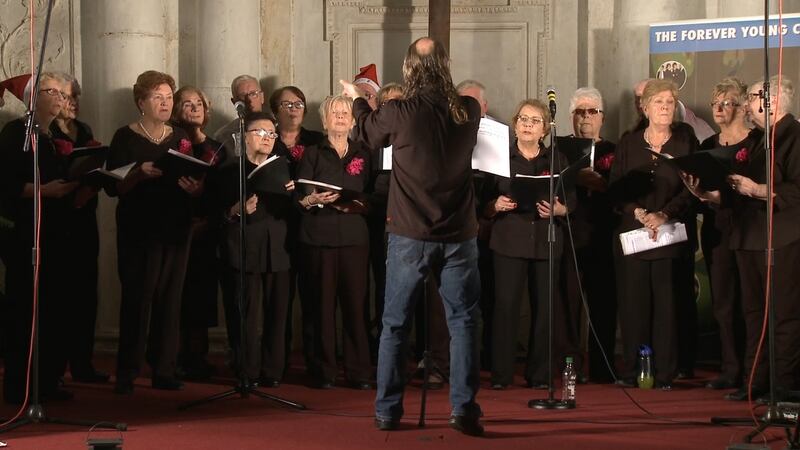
64,209,100,376
675,252,697,374
413,273,450,374
228,270,291,380
737,239,800,390
701,217,743,381
179,231,220,368
116,236,190,381
299,244,371,382
491,253,565,385
477,235,495,370
616,256,679,383
3,235,70,402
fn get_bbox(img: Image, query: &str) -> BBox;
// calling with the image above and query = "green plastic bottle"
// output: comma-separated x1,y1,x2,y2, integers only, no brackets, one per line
637,345,654,389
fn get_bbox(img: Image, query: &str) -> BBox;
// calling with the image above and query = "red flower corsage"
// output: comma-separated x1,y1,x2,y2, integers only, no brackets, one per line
178,138,193,155
735,147,749,163
290,144,305,161
595,152,615,171
539,169,551,176
346,157,365,176
53,138,73,156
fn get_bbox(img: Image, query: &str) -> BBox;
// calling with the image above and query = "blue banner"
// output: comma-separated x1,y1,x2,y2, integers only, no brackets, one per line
650,14,800,54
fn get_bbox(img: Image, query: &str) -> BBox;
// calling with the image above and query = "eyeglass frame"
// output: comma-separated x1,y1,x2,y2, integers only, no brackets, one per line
572,107,603,117
247,128,279,139
238,90,263,101
516,114,545,125
710,100,739,109
279,100,305,110
39,88,68,100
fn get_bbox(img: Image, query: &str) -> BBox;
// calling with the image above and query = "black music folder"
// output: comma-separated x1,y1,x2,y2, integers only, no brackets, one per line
81,162,137,188
556,136,594,168
247,155,292,195
156,149,210,179
296,178,366,204
649,146,738,191
67,145,109,181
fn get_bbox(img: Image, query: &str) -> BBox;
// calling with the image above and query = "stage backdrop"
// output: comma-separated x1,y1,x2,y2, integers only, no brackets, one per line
649,13,800,360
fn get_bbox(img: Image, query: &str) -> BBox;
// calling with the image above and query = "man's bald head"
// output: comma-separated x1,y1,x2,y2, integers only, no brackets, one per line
415,37,435,55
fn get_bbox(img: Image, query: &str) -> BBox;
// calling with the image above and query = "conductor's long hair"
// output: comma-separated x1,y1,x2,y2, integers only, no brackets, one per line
402,37,468,125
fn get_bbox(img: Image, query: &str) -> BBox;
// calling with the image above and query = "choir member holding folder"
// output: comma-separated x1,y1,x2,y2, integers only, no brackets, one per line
50,73,109,384
106,71,201,395
216,111,294,386
171,85,226,380
483,99,575,389
697,78,758,391
295,95,373,389
1,72,78,403
608,79,698,390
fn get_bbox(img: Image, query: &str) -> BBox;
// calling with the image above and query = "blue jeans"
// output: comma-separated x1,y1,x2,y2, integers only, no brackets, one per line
375,233,482,421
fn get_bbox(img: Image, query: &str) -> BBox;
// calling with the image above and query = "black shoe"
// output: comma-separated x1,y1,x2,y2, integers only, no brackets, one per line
526,379,549,389
348,380,374,390
705,377,738,390
656,381,672,391
449,415,484,436
152,377,184,391
675,370,694,380
725,386,767,401
490,383,507,390
259,377,281,388
72,369,111,384
114,379,134,395
316,379,336,389
755,387,796,405
374,417,399,431
424,373,445,390
615,378,636,388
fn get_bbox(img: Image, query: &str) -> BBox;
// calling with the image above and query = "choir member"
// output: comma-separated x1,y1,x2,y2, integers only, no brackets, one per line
1,72,77,403
213,74,266,160
50,73,109,384
171,85,226,380
216,111,294,386
295,95,372,389
484,99,575,389
698,78,758,390
107,70,202,394
609,79,699,390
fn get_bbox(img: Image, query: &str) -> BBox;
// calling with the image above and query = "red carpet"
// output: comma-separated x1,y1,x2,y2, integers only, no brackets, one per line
0,363,792,449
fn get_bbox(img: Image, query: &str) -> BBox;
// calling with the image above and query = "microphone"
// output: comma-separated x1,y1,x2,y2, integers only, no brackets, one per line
546,87,557,119
234,100,247,118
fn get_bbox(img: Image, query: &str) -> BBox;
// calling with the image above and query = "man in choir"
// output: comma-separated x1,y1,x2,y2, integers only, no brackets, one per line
564,87,618,383
214,74,266,160
342,36,484,436
457,79,494,370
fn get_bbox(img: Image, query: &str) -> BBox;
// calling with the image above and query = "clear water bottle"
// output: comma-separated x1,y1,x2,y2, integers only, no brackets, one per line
561,356,577,407
637,345,654,389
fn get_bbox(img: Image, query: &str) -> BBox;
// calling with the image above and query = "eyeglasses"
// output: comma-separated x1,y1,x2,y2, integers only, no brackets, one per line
573,108,602,117
516,115,544,125
279,100,305,110
240,90,262,100
39,88,67,100
247,128,278,139
329,110,350,117
710,100,739,109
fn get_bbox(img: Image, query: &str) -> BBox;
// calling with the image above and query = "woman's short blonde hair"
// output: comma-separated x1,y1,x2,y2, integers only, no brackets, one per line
319,95,354,128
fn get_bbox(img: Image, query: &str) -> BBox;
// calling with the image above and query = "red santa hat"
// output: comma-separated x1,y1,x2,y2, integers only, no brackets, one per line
0,74,32,102
353,64,380,92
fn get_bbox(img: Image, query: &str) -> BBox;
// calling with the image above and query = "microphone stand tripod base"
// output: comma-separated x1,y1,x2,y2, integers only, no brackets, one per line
528,398,573,410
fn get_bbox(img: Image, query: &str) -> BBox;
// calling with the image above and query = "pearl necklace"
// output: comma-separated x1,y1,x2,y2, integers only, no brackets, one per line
644,128,670,150
139,121,167,143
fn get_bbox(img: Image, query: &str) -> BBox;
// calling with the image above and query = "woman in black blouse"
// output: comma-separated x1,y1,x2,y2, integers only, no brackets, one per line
295,95,373,389
50,73,109,384
609,79,699,390
106,70,202,394
269,85,324,374
485,99,575,389
217,111,294,386
171,85,226,380
0,72,78,403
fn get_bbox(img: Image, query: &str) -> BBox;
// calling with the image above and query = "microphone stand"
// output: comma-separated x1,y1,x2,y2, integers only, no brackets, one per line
529,102,571,410
179,109,305,412
0,0,124,433
710,4,799,447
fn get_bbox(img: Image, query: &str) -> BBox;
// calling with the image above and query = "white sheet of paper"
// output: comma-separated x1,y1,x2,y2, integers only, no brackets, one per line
472,117,510,177
619,221,688,255
382,146,392,170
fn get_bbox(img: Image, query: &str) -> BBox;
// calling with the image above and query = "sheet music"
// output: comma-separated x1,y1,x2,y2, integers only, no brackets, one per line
619,221,688,255
381,146,392,170
472,117,510,177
